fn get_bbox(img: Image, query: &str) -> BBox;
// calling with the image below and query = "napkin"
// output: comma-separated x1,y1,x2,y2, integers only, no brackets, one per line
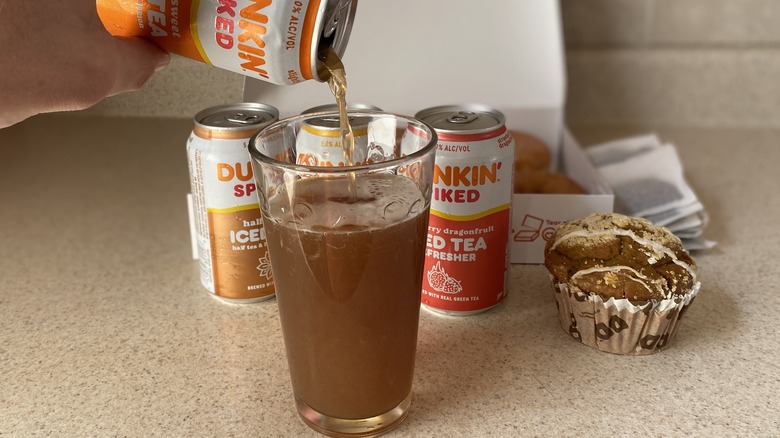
587,134,716,251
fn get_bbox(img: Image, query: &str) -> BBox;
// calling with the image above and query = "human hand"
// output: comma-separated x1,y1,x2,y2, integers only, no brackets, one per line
0,0,170,128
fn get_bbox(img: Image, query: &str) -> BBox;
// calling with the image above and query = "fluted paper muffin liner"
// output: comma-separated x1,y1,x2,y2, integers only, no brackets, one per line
551,279,700,355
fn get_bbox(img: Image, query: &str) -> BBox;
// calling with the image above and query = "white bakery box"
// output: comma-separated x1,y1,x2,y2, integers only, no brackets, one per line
241,0,614,264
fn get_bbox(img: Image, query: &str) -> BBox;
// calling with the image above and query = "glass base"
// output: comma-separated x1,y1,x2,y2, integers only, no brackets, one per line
295,393,412,437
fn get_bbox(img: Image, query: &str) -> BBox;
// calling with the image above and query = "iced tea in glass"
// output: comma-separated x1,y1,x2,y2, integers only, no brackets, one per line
249,111,437,437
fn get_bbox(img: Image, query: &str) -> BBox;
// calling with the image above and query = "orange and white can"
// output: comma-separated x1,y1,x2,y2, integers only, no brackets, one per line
96,0,358,84
187,103,279,303
294,110,375,166
413,105,515,315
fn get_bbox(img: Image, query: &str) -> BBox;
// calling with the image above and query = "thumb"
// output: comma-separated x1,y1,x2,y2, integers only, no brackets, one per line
106,36,171,97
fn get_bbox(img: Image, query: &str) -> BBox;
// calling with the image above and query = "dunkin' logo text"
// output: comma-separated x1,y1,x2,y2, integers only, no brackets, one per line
214,0,274,79
217,161,257,197
432,163,500,203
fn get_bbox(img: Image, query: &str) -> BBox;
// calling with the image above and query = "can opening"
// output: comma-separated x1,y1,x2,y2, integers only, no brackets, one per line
447,112,480,125
226,113,267,125
314,0,358,82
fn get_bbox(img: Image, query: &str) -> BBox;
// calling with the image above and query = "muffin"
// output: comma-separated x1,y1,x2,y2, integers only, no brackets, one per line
544,213,701,355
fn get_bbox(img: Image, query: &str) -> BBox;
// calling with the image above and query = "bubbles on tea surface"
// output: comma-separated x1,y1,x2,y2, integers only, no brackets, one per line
270,174,426,230
371,175,427,222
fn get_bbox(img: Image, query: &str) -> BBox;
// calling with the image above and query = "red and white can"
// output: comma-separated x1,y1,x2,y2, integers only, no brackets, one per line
413,105,515,315
97,0,358,85
187,103,279,303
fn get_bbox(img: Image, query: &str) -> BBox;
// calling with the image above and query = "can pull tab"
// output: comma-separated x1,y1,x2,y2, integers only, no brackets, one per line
447,111,479,124
226,112,263,125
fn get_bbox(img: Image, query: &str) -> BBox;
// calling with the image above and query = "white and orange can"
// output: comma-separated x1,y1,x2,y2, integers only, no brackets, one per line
413,105,515,315
294,110,375,166
187,103,279,303
96,0,358,85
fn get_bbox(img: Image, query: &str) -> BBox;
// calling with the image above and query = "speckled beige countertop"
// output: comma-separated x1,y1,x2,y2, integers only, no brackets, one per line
1,115,778,437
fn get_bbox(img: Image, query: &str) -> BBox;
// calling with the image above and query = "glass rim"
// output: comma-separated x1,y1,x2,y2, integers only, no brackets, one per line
248,110,438,174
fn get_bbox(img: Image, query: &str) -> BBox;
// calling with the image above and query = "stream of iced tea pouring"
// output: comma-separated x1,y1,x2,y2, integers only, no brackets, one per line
319,47,358,198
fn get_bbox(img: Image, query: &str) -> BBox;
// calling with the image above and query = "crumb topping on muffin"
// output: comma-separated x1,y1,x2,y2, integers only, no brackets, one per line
544,213,698,302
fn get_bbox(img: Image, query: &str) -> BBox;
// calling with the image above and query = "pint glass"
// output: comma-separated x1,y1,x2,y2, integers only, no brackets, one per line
249,111,437,437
